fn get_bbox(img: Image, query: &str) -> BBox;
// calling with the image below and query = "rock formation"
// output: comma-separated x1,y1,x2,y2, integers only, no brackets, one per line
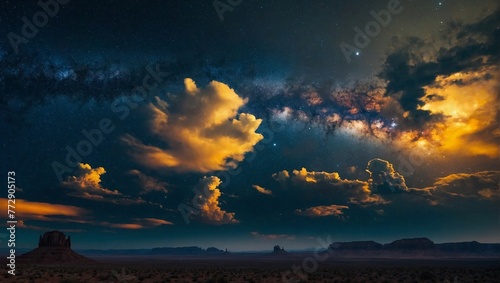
271,245,288,255
19,231,94,264
329,240,383,251
384,237,435,250
38,230,71,248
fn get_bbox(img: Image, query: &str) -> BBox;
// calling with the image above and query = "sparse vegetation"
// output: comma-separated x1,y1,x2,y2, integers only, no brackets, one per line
1,260,499,282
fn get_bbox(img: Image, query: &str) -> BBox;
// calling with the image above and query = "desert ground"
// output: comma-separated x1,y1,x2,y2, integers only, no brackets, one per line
3,256,500,283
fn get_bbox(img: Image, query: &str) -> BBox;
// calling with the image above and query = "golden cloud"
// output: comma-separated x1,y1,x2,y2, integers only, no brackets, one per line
426,171,500,200
123,78,263,173
272,170,290,182
251,231,295,240
195,176,238,225
295,205,349,217
62,163,148,205
418,67,499,157
100,218,173,229
62,163,121,196
273,167,385,205
0,198,88,231
252,185,272,195
291,168,341,183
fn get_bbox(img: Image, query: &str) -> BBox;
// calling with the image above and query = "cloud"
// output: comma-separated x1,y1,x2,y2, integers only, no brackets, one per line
251,231,295,240
62,163,121,197
100,218,173,229
272,170,290,182
295,205,349,218
379,9,499,133
291,168,341,183
61,163,147,205
366,158,409,193
1,198,87,220
194,176,238,225
427,171,500,200
254,10,496,158
275,167,385,205
252,185,272,195
419,67,500,158
123,78,263,173
127,169,168,194
0,198,89,231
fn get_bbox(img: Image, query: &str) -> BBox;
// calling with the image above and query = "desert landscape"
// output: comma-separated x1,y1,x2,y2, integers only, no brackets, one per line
3,1,500,282
3,257,500,283
3,231,499,283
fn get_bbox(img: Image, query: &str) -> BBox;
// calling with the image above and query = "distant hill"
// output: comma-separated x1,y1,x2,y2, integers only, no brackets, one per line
151,246,227,255
329,241,382,251
436,241,500,255
328,238,500,257
77,249,151,256
18,235,498,258
384,238,435,250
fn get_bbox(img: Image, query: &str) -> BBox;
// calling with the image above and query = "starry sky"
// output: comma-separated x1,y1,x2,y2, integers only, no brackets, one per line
1,0,499,251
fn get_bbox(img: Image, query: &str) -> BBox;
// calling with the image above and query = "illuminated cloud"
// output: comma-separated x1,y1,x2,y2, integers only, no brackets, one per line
123,78,263,173
366,158,409,193
375,12,500,158
1,198,87,219
61,163,148,205
272,170,290,182
194,176,238,225
295,205,349,217
0,199,89,230
273,167,385,205
427,171,500,200
291,168,341,183
251,231,296,240
252,185,272,195
127,169,168,195
420,67,500,158
100,218,173,229
62,163,121,197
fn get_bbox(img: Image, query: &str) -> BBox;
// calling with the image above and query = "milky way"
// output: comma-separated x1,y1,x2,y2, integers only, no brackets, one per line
1,0,499,250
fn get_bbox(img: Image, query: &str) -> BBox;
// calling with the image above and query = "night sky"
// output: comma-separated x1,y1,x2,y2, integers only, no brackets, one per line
1,0,499,251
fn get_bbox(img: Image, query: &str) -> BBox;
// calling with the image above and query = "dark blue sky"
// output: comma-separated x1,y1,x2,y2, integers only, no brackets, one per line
1,0,499,251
